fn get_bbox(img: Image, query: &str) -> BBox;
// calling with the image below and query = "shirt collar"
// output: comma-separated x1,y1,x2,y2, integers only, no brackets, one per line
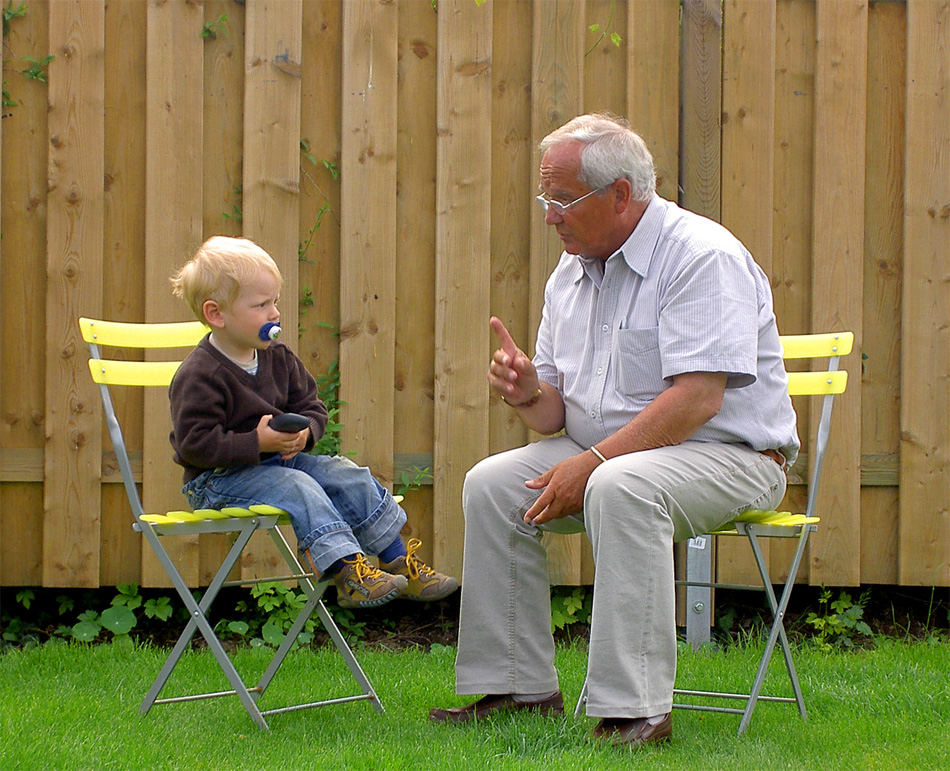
568,193,666,283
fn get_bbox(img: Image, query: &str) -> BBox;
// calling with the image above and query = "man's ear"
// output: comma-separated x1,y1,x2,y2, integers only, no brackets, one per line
613,178,633,212
202,299,224,329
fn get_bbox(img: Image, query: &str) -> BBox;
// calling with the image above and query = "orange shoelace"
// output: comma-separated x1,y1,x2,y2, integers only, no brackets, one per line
402,537,436,581
342,553,385,582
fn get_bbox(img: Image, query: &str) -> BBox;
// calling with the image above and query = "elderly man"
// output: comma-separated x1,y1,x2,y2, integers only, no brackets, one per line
429,114,799,748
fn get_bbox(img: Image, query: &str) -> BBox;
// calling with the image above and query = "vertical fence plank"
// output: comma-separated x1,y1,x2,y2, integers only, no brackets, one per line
243,0,302,344
677,0,722,619
900,0,949,586
298,0,341,385
531,0,585,585
627,0,680,201
489,0,532,461
339,0,397,496
240,0,303,579
433,0,493,577
809,0,866,586
0,2,49,586
530,0,584,329
584,0,626,115
196,0,245,585
100,0,148,585
143,0,204,586
626,0,683,595
395,0,438,552
771,0,815,584
203,0,245,242
680,0,722,220
718,0,776,586
43,0,105,587
861,0,906,585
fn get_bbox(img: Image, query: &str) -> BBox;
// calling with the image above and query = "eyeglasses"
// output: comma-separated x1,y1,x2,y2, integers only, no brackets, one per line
535,185,607,215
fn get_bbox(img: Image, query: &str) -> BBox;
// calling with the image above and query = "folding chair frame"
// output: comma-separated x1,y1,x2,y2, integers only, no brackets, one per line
572,331,852,736
80,317,384,729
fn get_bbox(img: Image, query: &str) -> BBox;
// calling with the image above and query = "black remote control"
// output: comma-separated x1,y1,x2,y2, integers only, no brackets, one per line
269,413,310,433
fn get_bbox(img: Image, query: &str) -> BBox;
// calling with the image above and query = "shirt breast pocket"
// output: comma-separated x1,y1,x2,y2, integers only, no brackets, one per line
615,327,664,399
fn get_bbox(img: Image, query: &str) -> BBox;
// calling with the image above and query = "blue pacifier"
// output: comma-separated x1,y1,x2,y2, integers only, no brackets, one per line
259,322,281,341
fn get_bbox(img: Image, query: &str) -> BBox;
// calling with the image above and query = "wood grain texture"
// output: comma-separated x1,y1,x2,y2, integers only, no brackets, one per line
43,0,106,587
900,0,949,586
809,0,866,586
433,0,493,577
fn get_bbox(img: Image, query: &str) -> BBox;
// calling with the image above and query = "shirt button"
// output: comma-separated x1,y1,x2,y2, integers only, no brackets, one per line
601,324,609,332
590,410,596,418
596,367,603,375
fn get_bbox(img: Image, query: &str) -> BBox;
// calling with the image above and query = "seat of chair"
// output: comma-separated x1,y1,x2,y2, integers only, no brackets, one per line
710,509,820,536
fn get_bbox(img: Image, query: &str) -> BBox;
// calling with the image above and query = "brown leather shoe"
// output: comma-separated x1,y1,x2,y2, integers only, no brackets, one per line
592,713,672,747
429,691,564,724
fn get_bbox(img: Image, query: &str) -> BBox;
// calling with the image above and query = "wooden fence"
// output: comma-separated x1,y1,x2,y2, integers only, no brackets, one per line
0,0,946,591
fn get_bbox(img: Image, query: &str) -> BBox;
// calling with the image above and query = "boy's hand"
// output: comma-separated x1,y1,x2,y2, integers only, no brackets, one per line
257,414,309,460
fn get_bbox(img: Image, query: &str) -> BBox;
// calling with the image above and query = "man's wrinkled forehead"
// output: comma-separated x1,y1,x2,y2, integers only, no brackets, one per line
539,141,583,191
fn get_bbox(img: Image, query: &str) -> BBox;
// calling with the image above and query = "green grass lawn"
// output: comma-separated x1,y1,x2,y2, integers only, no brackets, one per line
2,637,947,770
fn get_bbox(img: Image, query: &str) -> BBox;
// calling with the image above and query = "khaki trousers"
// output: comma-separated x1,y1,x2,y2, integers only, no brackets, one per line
455,436,787,717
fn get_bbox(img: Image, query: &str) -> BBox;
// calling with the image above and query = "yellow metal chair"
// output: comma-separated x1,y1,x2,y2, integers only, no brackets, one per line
79,316,385,729
573,331,853,735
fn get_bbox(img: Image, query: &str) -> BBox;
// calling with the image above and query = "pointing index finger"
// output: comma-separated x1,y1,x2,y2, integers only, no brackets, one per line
490,316,519,359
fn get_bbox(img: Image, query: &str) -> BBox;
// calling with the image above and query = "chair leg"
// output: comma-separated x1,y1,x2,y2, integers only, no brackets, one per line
140,521,271,730
574,679,588,717
738,525,811,736
262,527,385,714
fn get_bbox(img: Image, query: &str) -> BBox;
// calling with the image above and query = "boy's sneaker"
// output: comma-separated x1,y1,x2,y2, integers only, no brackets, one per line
380,538,459,602
334,553,408,609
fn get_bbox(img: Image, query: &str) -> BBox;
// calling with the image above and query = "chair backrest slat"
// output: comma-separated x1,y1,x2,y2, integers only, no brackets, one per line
79,316,206,348
779,331,853,360
785,370,848,396
88,358,184,387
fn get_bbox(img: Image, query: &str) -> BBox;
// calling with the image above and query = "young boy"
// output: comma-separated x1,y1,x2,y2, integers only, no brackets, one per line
168,235,457,608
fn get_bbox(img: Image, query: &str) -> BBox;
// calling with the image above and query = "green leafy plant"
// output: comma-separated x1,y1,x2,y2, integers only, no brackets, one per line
312,356,348,457
227,581,317,649
2,80,16,109
586,0,623,56
396,465,433,498
20,54,53,83
550,586,591,634
222,184,242,223
298,139,338,265
805,588,874,651
328,605,367,641
200,13,228,40
2,1,26,36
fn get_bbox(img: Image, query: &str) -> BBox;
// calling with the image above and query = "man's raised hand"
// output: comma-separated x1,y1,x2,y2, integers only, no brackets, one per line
488,316,538,404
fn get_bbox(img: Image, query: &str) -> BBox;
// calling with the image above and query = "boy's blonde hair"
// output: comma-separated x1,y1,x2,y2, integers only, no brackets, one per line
171,236,283,322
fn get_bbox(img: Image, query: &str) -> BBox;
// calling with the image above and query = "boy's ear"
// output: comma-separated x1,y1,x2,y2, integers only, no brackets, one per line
202,299,225,329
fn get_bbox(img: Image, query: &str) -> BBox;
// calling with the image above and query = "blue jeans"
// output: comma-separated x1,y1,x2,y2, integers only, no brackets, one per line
182,453,407,575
